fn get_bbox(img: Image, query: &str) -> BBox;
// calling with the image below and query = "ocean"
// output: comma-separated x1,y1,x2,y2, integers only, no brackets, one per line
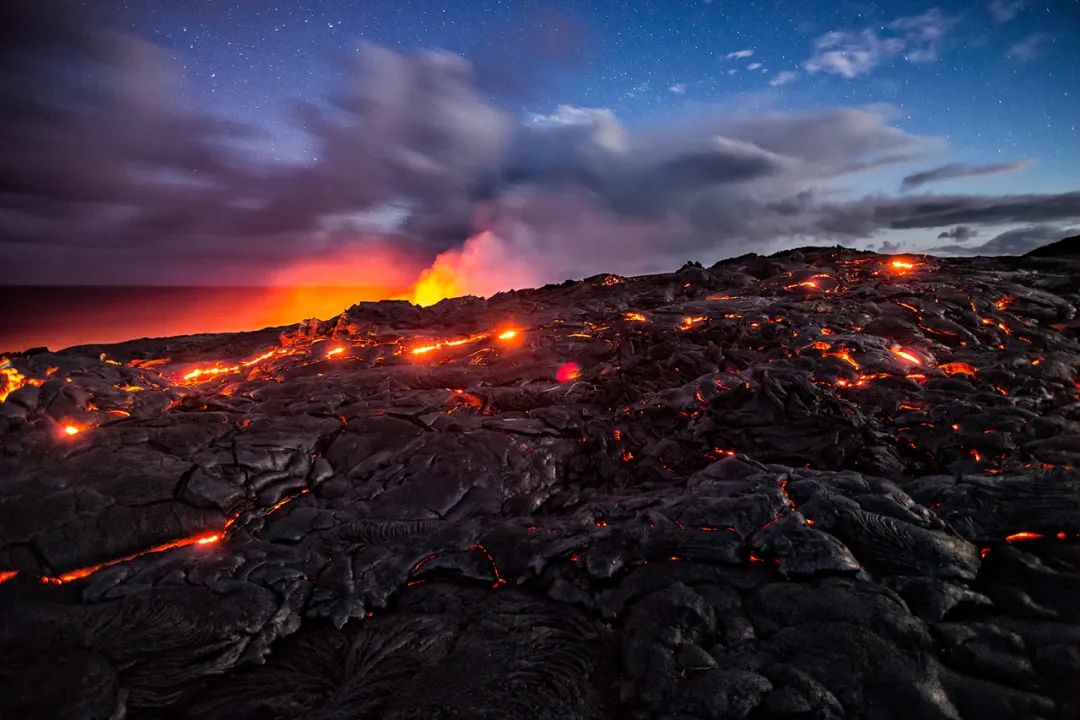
0,285,407,353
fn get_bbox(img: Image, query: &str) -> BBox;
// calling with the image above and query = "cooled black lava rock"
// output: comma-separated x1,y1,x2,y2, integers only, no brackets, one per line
1,248,1078,719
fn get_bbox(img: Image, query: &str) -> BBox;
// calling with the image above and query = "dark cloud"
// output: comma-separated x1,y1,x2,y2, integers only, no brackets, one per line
900,160,1030,191
930,224,1075,255
807,193,1080,239
937,225,979,241
2,5,1079,287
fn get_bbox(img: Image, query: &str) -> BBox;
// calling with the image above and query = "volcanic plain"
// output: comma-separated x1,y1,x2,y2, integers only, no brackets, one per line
1,247,1078,719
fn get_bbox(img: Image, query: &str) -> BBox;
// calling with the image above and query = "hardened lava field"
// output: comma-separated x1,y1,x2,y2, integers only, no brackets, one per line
1,247,1079,719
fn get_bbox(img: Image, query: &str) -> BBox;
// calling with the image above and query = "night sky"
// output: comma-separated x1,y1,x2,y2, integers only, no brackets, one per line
2,0,1079,288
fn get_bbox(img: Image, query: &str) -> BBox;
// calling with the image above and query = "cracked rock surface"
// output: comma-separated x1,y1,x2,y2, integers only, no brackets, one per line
1,247,1079,719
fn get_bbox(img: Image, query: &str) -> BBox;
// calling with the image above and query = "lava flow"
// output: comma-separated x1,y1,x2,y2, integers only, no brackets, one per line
39,531,222,585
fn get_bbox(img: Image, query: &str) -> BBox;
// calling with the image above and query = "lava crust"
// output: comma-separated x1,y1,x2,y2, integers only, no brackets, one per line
1,247,1079,719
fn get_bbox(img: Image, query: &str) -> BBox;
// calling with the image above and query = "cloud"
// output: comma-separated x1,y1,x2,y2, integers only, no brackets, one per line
900,160,1031,190
769,71,799,87
804,9,958,78
669,83,687,95
747,63,762,71
936,226,979,241
809,193,1080,238
726,49,754,59
1007,33,1048,62
2,4,1079,289
988,0,1022,23
930,224,1074,255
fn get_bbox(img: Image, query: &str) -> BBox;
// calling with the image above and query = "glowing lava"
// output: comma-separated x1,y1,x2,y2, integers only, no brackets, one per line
181,347,293,383
62,423,83,437
889,259,917,272
939,362,977,376
409,333,488,356
40,530,222,585
1,358,42,403
890,347,923,365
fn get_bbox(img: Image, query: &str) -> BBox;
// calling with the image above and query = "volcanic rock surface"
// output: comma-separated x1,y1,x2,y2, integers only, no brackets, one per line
1,248,1079,720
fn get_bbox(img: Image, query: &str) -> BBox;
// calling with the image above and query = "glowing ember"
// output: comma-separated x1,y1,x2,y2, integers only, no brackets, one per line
0,570,17,584
680,316,708,329
1004,532,1043,543
890,347,922,365
624,312,648,322
62,424,83,436
785,280,819,290
556,362,581,383
939,362,977,376
40,530,223,585
326,346,346,357
497,329,519,341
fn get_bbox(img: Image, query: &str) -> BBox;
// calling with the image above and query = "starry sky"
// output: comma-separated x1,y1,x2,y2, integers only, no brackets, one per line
2,0,1079,287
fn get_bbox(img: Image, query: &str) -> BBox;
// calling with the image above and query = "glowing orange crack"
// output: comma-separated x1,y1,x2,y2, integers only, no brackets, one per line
182,347,294,383
680,316,708,330
409,331,505,356
1004,532,1042,543
39,531,222,585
